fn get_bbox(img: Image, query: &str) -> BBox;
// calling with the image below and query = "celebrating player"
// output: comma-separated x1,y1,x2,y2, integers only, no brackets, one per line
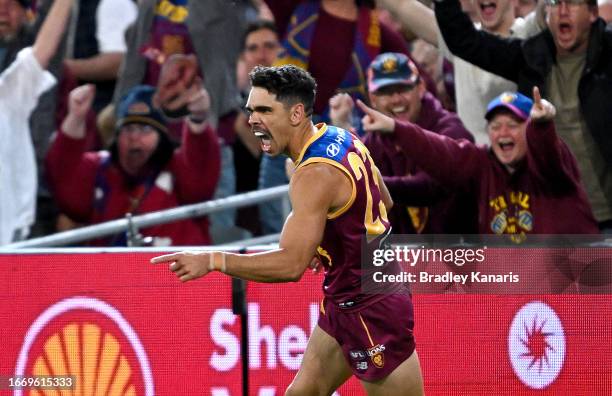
151,65,424,395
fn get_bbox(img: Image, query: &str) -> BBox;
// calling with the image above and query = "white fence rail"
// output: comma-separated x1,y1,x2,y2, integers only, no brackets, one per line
2,185,289,249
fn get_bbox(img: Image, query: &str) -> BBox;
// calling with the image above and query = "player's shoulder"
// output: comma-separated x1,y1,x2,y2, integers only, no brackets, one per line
291,160,351,198
290,161,354,212
301,124,356,162
292,161,344,186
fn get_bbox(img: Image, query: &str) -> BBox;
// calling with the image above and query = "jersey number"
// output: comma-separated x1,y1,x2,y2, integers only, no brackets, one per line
348,140,388,236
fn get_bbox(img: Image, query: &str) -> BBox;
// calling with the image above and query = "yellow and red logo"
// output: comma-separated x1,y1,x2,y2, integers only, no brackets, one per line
14,297,154,396
381,57,398,74
500,93,517,104
367,344,386,368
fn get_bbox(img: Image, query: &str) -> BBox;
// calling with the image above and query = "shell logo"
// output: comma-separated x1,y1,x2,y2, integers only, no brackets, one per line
14,297,154,396
508,301,566,389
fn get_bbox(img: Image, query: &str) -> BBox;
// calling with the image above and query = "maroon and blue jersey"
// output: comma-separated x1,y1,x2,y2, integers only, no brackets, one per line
294,124,394,306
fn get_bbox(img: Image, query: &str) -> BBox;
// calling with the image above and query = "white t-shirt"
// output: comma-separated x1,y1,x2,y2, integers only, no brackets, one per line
96,0,138,53
0,47,55,244
438,15,542,144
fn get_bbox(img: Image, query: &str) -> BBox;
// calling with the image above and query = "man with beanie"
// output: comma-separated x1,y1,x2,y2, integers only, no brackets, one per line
355,88,599,238
330,52,477,234
46,82,220,246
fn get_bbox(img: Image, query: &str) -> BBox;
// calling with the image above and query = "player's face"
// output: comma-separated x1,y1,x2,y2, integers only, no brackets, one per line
246,87,292,156
118,123,160,176
0,0,27,39
473,0,515,32
369,82,424,123
487,111,528,170
243,28,280,70
546,0,597,56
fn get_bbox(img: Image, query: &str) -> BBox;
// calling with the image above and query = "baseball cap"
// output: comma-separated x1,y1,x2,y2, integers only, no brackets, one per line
485,92,533,122
367,52,420,93
116,85,168,134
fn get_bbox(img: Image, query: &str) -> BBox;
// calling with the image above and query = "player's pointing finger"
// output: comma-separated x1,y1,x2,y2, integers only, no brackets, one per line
151,253,182,264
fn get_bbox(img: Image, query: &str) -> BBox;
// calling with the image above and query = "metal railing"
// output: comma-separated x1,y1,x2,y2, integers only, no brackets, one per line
2,185,289,249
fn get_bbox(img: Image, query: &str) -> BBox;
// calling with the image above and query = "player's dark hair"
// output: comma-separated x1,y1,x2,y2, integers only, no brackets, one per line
249,65,317,116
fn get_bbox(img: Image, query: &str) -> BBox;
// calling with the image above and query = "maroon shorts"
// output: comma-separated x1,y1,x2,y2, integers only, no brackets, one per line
317,292,416,381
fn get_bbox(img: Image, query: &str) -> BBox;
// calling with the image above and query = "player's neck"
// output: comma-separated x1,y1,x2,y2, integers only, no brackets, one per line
287,122,319,162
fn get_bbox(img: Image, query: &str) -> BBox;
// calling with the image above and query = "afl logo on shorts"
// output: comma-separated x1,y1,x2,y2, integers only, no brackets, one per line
326,143,341,158
508,301,565,389
13,296,154,396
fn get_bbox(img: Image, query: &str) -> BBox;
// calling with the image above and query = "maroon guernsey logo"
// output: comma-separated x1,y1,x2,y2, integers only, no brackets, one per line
367,344,386,368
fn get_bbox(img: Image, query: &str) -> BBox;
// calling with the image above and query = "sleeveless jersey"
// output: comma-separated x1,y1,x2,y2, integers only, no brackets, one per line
295,123,395,307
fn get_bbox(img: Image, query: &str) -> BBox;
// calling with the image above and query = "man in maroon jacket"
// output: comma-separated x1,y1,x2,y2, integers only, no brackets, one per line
331,52,477,234
46,82,220,246
355,87,599,239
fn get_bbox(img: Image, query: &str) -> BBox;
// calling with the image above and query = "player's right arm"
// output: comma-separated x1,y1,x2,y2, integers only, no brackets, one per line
225,163,336,282
151,162,352,283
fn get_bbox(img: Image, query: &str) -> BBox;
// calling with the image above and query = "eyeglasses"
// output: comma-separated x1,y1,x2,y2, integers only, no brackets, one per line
245,41,279,53
545,0,590,6
120,124,157,135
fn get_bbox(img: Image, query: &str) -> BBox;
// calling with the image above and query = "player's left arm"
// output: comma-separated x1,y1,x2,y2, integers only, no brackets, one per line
152,162,349,283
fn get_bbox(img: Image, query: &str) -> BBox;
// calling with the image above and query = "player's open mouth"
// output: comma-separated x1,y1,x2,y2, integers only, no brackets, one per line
254,131,273,152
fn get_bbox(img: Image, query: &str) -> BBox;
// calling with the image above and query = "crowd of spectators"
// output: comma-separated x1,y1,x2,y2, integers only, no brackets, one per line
1,0,608,247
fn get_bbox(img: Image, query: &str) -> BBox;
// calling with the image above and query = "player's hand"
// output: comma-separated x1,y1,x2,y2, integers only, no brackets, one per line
68,84,96,120
356,99,395,133
329,93,354,130
151,251,212,283
309,256,322,274
530,86,556,123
